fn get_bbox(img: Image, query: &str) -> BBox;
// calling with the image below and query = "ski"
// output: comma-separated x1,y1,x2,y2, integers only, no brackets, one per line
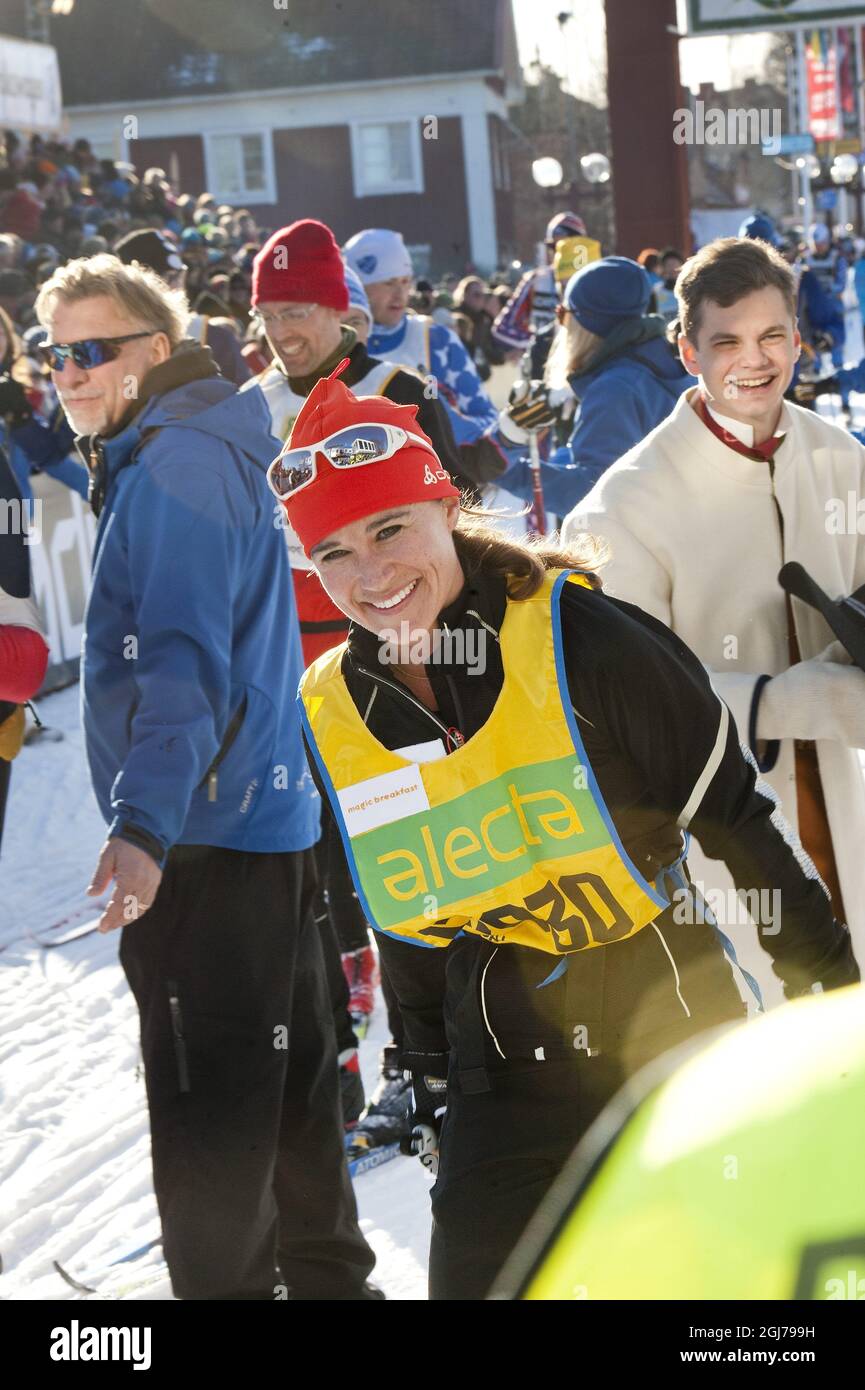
0,901,107,955
54,1258,169,1300
53,1233,163,1299
54,1260,101,1296
107,1235,162,1266
43,899,107,935
23,898,110,950
30,920,103,948
347,1141,401,1178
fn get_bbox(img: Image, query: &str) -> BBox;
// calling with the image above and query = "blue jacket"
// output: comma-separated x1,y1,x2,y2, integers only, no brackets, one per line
369,316,498,433
3,413,89,503
81,362,320,862
493,320,690,515
798,264,844,347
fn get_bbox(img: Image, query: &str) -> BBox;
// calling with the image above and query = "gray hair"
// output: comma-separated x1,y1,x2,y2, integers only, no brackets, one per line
35,253,189,348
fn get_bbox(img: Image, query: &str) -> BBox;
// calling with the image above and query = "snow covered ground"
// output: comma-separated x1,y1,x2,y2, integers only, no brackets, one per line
0,682,432,1301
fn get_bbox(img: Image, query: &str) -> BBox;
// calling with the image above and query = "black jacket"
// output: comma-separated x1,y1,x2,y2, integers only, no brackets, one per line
306,568,859,1076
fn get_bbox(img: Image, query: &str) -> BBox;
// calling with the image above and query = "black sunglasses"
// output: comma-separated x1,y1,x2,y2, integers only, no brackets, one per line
37,331,158,372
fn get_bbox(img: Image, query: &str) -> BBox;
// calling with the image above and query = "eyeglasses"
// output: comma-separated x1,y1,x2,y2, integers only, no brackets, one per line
267,422,440,500
251,304,318,330
38,331,158,372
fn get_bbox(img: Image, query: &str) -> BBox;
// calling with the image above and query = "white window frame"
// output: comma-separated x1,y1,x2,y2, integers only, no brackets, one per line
350,118,424,198
203,129,276,206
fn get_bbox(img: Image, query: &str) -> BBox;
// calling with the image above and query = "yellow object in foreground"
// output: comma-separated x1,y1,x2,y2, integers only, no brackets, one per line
503,986,865,1300
0,704,25,761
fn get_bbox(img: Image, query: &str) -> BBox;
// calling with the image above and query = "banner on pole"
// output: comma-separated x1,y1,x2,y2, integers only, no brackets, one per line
806,29,842,140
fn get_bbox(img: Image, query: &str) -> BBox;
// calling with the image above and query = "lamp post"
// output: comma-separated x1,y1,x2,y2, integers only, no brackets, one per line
829,153,862,237
532,157,564,263
580,153,611,185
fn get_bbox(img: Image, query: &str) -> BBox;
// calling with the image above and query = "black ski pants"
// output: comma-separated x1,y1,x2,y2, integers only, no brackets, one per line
119,843,375,1300
428,1015,738,1301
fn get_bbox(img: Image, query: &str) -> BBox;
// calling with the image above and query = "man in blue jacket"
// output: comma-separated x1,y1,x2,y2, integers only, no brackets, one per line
34,253,377,1301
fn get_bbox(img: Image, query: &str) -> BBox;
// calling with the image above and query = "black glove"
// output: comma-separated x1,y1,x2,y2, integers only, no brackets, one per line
793,375,839,403
780,929,860,999
399,1070,447,1175
506,378,557,432
0,376,33,428
810,374,840,399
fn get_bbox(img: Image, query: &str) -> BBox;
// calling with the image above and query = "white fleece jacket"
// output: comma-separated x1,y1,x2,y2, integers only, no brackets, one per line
564,387,865,1007
0,585,44,637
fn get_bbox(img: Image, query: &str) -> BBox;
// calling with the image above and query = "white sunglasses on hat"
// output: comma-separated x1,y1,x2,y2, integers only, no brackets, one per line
267,421,440,500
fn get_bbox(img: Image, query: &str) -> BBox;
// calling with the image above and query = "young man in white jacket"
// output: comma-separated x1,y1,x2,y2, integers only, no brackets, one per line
564,235,865,1008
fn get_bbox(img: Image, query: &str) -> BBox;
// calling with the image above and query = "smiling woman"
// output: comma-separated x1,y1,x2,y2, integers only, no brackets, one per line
272,357,858,1302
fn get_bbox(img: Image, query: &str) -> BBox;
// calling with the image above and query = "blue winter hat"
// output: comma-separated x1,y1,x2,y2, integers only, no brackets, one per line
739,213,779,247
564,256,651,337
22,325,47,356
342,263,373,328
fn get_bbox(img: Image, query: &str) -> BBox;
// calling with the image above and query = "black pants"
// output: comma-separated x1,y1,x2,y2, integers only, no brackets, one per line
119,844,375,1300
313,838,358,1057
428,1052,626,1301
428,1012,738,1301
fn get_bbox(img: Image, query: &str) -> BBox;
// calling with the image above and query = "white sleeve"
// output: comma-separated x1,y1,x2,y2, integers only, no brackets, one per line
564,503,760,743
563,505,673,626
0,585,46,638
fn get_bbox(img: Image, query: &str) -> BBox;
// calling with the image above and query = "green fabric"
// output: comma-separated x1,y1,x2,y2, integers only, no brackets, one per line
287,326,357,396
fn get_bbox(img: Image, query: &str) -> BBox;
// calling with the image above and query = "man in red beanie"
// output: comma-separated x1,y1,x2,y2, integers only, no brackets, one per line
246,219,470,664
246,220,469,1140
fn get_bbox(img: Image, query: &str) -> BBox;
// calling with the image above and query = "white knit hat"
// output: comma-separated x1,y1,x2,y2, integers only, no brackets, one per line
342,228,413,285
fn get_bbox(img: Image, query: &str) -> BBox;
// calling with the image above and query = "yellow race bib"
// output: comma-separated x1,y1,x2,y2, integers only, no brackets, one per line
300,571,669,953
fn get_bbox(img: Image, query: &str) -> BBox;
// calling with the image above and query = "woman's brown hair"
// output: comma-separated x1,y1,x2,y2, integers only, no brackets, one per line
453,505,607,600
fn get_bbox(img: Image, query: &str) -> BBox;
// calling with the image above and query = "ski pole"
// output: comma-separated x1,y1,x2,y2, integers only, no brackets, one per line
527,427,547,538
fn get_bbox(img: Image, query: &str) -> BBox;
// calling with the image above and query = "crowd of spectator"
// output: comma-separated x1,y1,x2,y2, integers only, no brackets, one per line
0,130,260,337
0,128,520,393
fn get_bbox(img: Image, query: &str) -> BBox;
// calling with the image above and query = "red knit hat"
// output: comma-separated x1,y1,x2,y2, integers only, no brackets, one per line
280,360,459,556
252,219,349,311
